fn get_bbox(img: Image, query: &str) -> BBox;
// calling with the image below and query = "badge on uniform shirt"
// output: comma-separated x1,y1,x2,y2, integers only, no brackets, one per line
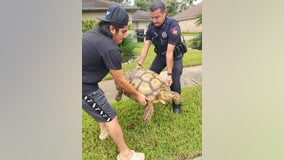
162,32,167,38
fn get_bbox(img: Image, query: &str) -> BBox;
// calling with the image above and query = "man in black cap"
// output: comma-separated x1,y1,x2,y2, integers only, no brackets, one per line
82,5,145,160
136,0,186,114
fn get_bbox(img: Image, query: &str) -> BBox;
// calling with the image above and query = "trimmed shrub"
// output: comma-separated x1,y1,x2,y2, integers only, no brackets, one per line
82,20,98,33
119,34,138,63
190,32,202,50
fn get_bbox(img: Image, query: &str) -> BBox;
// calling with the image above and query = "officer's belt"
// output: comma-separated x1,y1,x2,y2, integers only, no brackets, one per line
155,51,181,57
156,51,166,56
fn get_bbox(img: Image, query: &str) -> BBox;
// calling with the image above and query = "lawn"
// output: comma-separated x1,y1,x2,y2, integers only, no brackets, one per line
82,84,202,160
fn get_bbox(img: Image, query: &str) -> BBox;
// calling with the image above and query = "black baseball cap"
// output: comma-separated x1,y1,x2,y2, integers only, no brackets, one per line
98,5,129,26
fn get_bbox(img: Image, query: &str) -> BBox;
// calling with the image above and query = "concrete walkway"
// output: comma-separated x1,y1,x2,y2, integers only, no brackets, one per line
98,65,202,102
184,35,197,41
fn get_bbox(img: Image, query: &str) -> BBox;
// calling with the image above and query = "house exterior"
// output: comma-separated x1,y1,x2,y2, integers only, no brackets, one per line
132,10,151,34
172,3,202,33
82,0,201,34
82,0,139,34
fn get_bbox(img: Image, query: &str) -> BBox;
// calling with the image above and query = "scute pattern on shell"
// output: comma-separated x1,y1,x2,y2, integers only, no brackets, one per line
115,69,182,125
126,69,167,99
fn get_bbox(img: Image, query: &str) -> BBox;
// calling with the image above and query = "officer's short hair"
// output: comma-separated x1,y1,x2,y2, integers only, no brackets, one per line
150,0,165,12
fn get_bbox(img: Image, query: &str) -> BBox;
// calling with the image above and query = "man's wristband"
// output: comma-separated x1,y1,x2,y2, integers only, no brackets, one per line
137,63,142,67
167,73,172,76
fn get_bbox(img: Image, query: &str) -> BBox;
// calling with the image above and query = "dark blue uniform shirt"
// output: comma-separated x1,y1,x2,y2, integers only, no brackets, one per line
146,17,181,54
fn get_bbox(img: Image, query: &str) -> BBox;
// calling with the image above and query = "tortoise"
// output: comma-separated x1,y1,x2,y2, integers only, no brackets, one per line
115,69,182,125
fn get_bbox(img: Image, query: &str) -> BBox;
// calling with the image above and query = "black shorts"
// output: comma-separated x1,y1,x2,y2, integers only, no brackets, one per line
82,88,117,122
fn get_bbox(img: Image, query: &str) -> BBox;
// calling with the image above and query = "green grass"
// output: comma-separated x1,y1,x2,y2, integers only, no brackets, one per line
82,84,202,160
181,32,200,36
103,42,202,80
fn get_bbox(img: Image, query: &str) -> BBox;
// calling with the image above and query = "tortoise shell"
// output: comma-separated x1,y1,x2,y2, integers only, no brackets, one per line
124,69,168,101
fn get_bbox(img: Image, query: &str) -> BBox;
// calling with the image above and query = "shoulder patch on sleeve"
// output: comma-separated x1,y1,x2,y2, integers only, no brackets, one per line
170,26,179,35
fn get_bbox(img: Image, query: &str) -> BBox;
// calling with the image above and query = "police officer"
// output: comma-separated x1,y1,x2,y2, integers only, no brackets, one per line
136,0,186,114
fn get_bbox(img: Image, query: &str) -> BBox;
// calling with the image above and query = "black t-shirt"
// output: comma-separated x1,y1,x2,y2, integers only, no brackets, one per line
82,29,121,95
146,17,181,53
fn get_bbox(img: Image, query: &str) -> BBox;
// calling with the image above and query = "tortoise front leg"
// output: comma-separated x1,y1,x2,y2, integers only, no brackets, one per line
114,81,123,101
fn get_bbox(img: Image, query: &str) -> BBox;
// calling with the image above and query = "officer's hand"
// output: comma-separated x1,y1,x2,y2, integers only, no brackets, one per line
166,75,173,86
136,63,142,70
136,65,142,70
